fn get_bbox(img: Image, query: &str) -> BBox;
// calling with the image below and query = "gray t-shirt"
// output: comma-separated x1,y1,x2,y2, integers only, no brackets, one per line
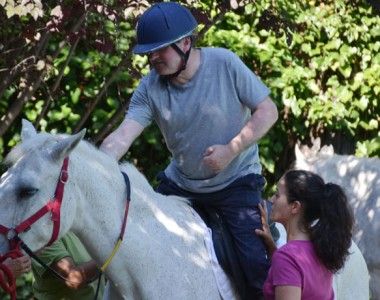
127,47,270,193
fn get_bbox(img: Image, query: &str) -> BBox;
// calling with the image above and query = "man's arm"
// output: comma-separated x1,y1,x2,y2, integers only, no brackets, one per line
229,96,278,152
99,118,144,161
52,257,99,290
203,96,278,173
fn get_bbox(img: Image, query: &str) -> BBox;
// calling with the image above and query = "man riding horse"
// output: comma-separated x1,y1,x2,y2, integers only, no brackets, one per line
100,2,278,298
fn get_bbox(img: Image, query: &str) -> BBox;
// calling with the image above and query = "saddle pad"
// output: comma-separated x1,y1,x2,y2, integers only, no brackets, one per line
190,208,236,300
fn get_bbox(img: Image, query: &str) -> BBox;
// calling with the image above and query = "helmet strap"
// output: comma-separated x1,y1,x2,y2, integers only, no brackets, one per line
162,39,192,79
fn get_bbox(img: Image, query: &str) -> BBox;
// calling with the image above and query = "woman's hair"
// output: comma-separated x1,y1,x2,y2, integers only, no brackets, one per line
284,169,354,273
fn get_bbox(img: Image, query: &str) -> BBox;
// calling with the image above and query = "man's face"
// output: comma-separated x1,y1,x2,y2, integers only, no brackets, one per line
147,40,186,75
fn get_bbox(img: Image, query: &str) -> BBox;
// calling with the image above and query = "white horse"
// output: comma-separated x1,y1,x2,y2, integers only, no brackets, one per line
0,121,369,299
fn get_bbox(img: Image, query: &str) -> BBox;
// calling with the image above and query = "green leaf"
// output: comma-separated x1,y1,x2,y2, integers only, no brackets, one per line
70,87,81,104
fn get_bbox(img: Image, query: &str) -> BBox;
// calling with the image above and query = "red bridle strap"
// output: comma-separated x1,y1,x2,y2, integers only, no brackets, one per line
0,157,69,248
0,158,69,300
0,264,16,299
0,225,8,235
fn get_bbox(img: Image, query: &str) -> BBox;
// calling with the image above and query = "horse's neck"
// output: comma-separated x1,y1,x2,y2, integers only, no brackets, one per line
67,146,128,264
65,146,197,286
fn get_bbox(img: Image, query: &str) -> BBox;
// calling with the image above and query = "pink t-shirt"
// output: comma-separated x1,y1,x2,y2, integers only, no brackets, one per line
263,240,334,300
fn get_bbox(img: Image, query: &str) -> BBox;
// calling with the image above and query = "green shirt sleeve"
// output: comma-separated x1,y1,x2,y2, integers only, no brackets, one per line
31,232,104,300
32,237,71,278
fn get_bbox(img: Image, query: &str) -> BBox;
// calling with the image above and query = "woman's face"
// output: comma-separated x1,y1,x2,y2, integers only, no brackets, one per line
269,177,293,225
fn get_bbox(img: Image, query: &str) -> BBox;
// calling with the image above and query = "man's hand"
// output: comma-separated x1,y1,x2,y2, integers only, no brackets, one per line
203,144,236,174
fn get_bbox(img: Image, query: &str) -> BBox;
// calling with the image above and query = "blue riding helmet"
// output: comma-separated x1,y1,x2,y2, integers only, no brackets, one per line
133,2,198,54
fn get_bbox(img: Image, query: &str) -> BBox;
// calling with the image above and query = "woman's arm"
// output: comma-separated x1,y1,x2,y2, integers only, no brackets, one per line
275,285,301,300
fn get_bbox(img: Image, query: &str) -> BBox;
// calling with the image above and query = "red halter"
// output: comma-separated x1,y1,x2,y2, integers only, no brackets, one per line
0,157,69,300
0,157,132,300
0,157,69,248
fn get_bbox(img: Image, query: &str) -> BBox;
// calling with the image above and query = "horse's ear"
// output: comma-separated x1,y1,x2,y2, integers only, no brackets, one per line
311,137,321,151
295,144,305,161
320,144,334,156
294,143,309,170
50,129,86,161
21,119,37,141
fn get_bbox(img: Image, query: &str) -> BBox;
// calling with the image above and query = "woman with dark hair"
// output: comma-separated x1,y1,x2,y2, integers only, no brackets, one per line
256,169,354,300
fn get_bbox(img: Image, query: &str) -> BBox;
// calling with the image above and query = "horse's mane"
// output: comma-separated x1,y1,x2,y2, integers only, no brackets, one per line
4,132,106,165
120,163,190,206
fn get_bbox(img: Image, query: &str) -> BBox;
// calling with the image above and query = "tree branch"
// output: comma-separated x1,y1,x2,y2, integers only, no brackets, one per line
0,56,36,100
92,91,131,144
34,35,81,127
0,11,87,137
0,69,46,137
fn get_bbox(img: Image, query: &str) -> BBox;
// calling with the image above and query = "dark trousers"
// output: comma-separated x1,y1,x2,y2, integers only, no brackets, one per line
156,172,270,298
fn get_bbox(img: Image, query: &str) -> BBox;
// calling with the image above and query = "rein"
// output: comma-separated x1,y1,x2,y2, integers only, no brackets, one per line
100,171,131,272
0,250,18,300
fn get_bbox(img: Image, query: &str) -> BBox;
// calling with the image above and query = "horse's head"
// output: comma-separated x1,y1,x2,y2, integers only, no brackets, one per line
0,120,85,254
294,138,335,171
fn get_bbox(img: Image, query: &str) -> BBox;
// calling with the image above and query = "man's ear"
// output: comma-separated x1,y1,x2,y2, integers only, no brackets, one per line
183,36,192,50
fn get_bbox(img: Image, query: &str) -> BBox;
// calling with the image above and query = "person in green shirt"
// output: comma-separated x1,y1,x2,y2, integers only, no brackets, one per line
32,231,105,300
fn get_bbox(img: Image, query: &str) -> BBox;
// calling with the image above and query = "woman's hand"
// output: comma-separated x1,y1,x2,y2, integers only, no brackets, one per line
255,201,277,258
4,255,31,277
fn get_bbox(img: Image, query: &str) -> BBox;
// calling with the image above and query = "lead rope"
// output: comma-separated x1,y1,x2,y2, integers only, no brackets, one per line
19,239,102,300
0,248,22,300
0,264,16,300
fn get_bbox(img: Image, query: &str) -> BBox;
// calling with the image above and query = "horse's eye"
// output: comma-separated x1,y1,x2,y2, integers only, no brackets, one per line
18,187,38,198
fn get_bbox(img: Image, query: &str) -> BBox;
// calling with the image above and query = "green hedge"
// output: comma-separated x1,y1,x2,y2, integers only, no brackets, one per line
0,0,379,297
202,0,379,189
